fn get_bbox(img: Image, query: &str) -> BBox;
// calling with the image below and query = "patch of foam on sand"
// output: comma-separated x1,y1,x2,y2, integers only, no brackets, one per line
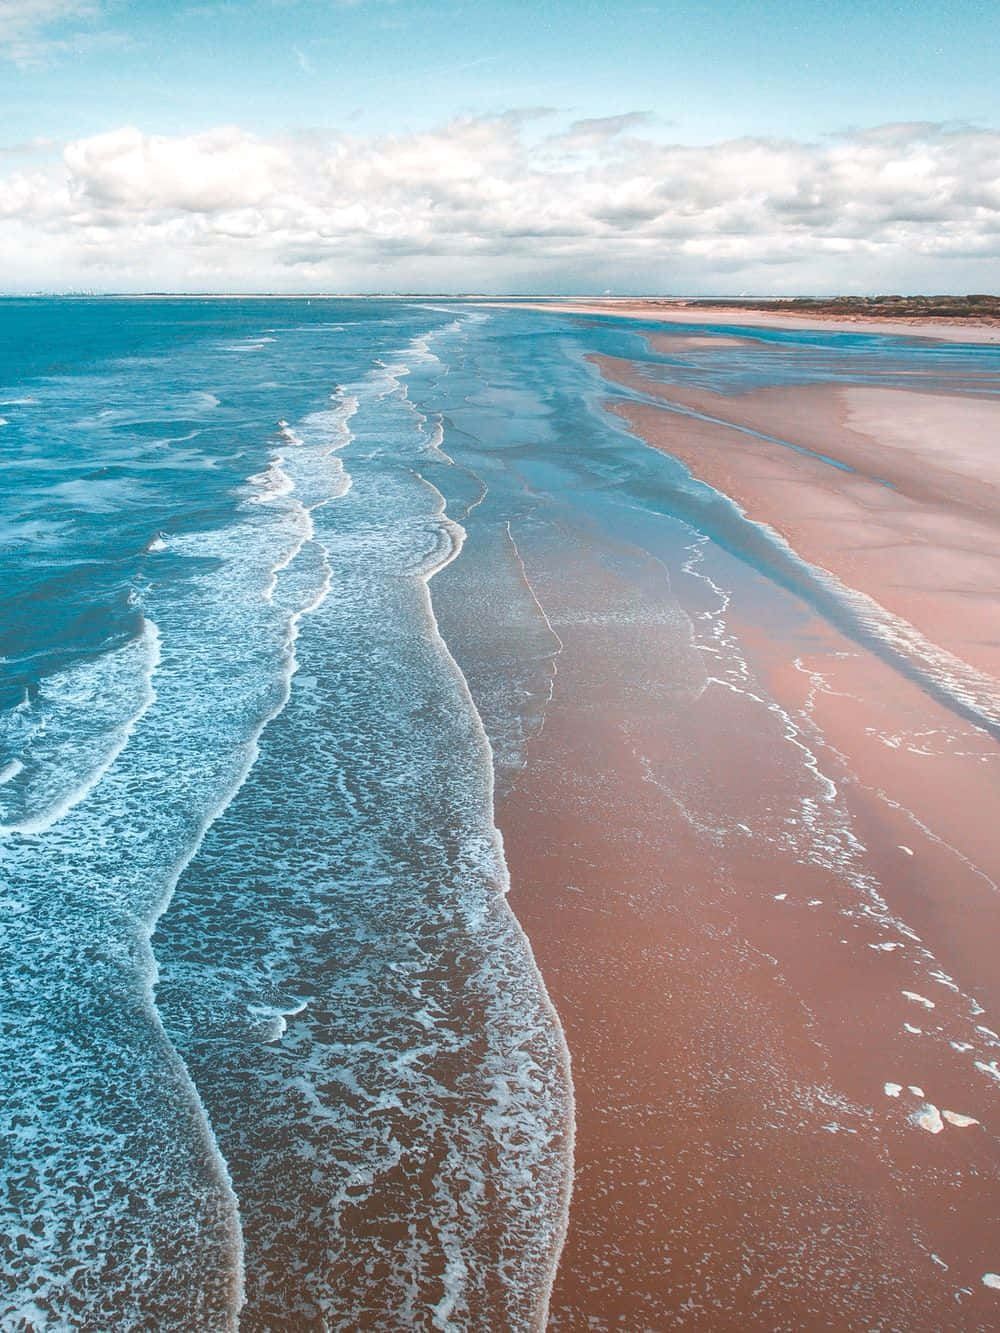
942,1111,980,1128
910,1103,945,1134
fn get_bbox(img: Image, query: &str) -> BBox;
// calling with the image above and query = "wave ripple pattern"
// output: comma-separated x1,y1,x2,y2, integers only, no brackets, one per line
156,327,572,1331
0,301,571,1332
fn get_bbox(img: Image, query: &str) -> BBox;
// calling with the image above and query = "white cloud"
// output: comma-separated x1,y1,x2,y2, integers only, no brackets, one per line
1,116,998,292
63,127,290,212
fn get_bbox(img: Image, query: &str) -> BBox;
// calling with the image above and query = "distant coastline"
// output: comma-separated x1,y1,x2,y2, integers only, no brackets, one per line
5,290,997,343
476,295,1000,344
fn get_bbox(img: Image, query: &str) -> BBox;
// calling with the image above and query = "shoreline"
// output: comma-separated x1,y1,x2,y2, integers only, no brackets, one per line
421,485,577,1332
495,320,1000,1326
476,299,1000,345
592,358,1000,691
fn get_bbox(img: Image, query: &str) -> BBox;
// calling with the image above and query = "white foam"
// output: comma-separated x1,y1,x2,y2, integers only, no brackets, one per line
247,459,294,503
983,1274,1000,1289
0,325,460,1324
423,416,456,465
277,420,304,446
908,1085,924,1097
0,758,24,785
884,1082,903,1097
220,337,276,352
898,844,914,855
902,990,936,1009
156,307,570,1326
674,518,921,940
903,1023,922,1034
911,1103,944,1134
942,1111,979,1128
931,969,961,992
0,363,377,1316
376,312,574,1327
0,619,161,837
247,999,308,1044
1,306,577,1328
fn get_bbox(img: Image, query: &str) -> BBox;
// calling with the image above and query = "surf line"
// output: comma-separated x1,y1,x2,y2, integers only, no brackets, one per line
411,462,576,1332
0,620,161,838
394,312,574,1328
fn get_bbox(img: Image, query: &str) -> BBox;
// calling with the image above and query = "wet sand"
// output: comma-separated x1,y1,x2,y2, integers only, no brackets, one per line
494,336,1000,1327
597,361,1000,691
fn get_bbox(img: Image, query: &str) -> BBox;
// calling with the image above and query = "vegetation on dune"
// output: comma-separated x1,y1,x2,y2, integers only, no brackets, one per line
681,294,1000,320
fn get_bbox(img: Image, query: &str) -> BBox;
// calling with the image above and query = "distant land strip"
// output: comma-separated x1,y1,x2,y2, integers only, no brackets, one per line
678,293,1000,323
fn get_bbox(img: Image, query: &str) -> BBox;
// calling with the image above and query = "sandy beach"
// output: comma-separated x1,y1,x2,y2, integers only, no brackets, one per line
596,362,1000,691
492,319,1000,1328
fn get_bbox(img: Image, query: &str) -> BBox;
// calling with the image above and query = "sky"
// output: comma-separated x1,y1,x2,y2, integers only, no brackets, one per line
1,0,998,293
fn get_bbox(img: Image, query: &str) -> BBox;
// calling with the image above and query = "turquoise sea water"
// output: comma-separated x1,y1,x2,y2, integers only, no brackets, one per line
2,299,998,1329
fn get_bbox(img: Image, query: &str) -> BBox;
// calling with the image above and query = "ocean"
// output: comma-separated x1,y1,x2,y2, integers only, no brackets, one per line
2,298,998,1330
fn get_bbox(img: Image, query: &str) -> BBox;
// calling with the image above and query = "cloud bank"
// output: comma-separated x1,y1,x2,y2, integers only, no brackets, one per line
2,116,998,293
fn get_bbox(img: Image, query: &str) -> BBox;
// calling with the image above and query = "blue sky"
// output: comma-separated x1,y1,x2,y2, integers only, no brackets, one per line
5,0,998,146
1,0,998,292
